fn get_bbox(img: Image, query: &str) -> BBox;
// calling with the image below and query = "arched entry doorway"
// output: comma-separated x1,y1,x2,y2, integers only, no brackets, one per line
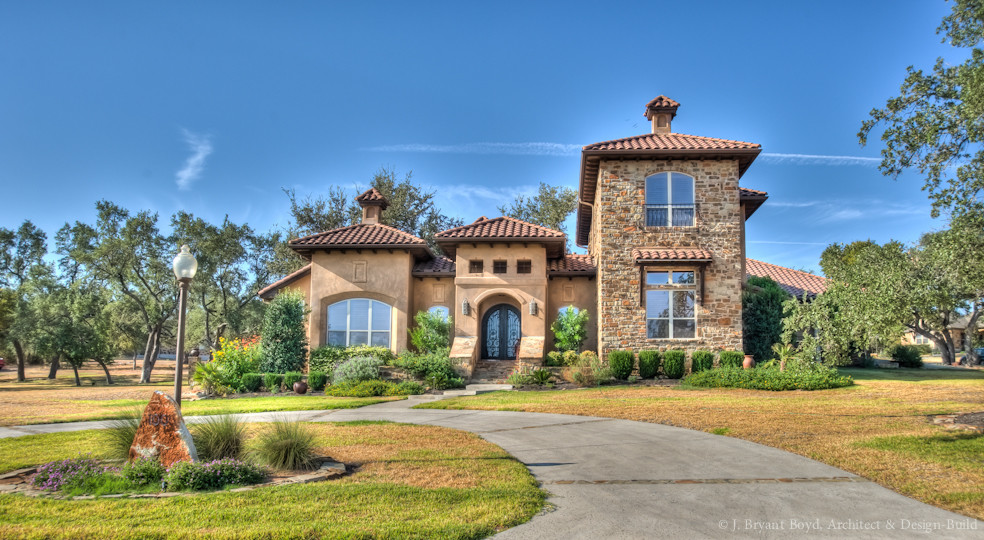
481,304,521,360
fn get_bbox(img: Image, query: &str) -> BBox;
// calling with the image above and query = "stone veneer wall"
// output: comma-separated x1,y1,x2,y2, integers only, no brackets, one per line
591,159,744,359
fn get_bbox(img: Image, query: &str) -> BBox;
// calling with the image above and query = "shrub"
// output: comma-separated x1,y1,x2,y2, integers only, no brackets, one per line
209,336,262,392
424,372,465,390
691,350,713,373
395,380,425,395
283,371,304,390
250,419,317,471
663,350,685,379
326,379,415,397
551,306,589,352
309,345,395,375
192,415,246,461
506,369,535,386
719,350,744,369
121,458,165,487
608,350,634,380
887,344,924,368
562,350,580,366
31,455,113,492
333,356,383,384
241,373,263,393
409,310,452,353
579,350,598,364
562,352,611,387
637,351,661,379
165,458,266,491
393,349,458,381
264,373,284,393
260,289,309,374
192,362,234,397
308,370,328,391
531,368,553,385
682,366,854,391
545,351,563,366
104,411,140,461
912,344,933,356
742,276,790,363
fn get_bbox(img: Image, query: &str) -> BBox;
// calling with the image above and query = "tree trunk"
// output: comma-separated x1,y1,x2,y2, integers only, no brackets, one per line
47,354,60,379
132,349,138,369
964,307,982,366
71,364,81,386
13,339,26,382
98,361,114,385
139,331,153,371
140,328,160,383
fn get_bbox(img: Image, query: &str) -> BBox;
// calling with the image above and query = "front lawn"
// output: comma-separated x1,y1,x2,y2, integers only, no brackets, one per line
0,422,545,539
416,367,984,520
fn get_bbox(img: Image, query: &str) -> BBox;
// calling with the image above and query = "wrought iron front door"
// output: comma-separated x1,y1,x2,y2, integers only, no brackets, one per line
482,304,521,360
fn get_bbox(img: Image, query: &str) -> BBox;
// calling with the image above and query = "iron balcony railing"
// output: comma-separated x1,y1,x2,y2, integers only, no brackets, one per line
645,204,696,227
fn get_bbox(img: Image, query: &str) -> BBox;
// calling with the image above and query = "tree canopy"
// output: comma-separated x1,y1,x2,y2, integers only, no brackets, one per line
497,182,578,248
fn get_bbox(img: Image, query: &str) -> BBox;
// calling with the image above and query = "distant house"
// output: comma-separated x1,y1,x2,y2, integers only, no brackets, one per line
260,96,780,379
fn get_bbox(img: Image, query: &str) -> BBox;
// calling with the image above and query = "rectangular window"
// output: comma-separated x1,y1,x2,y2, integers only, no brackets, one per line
469,260,483,273
645,269,697,339
493,260,507,274
517,260,532,274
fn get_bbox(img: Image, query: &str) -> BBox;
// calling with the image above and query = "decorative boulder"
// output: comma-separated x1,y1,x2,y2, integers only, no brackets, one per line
129,391,198,467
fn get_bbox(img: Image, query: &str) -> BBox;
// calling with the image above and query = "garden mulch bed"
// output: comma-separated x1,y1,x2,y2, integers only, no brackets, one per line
0,457,346,500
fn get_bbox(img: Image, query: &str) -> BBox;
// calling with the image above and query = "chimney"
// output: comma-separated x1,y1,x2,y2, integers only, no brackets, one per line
354,187,389,224
644,95,680,135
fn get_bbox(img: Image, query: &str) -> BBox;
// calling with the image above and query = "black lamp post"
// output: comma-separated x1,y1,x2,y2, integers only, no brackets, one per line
172,245,197,406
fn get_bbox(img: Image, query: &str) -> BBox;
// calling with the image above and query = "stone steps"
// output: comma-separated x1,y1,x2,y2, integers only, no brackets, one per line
471,360,517,383
442,384,513,397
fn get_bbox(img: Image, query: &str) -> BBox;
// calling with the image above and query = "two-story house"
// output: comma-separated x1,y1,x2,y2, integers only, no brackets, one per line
259,96,769,379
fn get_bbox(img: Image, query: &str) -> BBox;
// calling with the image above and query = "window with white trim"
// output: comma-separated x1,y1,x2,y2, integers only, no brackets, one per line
645,172,695,227
645,270,696,339
327,299,392,347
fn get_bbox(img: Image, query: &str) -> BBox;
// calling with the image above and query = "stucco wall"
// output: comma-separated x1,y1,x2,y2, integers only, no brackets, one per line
590,159,744,358
411,276,456,322
546,276,598,353
307,250,415,353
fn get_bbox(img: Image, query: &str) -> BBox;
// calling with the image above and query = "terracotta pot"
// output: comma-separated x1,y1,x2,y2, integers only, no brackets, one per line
742,355,756,369
293,381,308,395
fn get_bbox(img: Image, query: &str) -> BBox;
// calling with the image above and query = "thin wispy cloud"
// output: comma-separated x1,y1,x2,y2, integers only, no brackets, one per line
760,153,881,166
748,240,829,245
766,201,819,208
363,142,580,157
175,129,213,190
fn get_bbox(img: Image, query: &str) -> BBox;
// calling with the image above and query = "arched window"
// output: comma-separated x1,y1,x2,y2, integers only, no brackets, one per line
645,172,695,227
327,299,392,347
428,306,450,321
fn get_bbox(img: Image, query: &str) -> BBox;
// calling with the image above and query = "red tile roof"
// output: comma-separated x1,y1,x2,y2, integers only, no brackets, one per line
739,187,768,197
583,132,760,152
355,187,388,207
258,264,311,300
412,256,455,276
547,254,596,276
739,186,769,219
745,258,828,298
633,248,714,262
436,216,565,240
645,95,680,110
289,223,426,249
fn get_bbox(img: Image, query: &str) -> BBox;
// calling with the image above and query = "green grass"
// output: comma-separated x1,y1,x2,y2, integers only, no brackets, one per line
839,367,984,382
858,432,984,472
0,431,107,474
0,422,545,539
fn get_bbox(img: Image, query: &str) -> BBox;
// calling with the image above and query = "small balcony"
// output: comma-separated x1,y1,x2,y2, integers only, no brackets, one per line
645,204,696,228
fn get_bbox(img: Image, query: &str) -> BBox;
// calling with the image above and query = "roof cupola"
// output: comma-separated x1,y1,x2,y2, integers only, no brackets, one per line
644,95,680,135
355,187,389,224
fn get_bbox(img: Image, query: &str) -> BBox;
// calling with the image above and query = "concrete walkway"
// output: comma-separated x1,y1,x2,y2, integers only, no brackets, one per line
2,396,982,539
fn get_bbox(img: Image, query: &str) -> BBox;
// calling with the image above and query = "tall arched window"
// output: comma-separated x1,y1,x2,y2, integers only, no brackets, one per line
327,299,392,347
428,305,450,321
645,172,695,227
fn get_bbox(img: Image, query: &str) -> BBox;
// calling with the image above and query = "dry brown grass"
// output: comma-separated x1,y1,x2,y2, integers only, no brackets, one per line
419,368,984,520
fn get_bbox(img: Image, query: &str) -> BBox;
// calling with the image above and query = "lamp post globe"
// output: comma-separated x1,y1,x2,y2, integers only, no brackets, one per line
172,245,197,406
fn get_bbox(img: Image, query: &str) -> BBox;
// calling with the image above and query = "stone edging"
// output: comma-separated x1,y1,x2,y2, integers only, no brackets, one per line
929,413,984,433
0,461,346,500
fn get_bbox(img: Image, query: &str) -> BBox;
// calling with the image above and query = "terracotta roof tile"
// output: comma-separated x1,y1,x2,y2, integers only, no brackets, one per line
645,95,680,110
258,264,311,300
739,187,768,197
412,256,455,276
547,254,596,275
355,187,388,207
746,258,828,298
633,248,714,261
583,132,760,152
289,223,426,248
436,216,565,240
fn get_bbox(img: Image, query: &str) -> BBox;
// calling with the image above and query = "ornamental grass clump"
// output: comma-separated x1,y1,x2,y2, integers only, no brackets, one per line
193,415,247,461
250,419,318,471
104,411,141,461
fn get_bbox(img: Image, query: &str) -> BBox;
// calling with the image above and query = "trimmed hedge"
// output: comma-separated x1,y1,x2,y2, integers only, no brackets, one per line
691,350,713,373
719,350,744,369
263,373,283,393
308,345,395,375
240,373,263,393
887,344,924,368
637,351,661,379
308,371,328,391
682,366,854,391
283,371,303,390
608,350,634,380
326,379,424,397
663,350,686,379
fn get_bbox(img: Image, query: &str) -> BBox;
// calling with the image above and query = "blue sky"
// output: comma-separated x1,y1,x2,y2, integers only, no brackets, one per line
0,1,957,273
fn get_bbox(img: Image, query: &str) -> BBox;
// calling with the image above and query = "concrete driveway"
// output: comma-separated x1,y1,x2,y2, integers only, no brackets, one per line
1,396,981,539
